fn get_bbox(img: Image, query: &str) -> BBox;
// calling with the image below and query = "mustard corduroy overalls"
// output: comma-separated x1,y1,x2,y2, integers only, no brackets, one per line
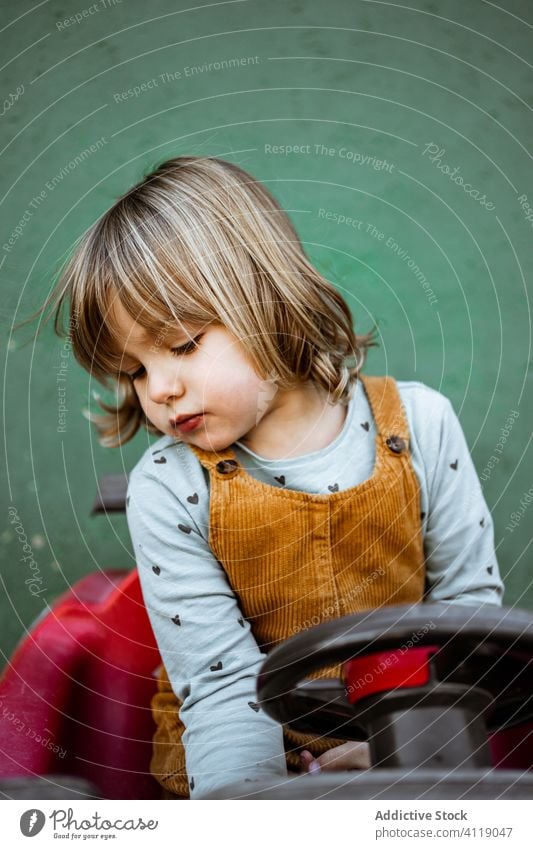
148,375,426,799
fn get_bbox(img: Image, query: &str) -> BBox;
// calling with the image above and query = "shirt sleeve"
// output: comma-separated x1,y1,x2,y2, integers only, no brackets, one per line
420,395,505,606
125,467,287,798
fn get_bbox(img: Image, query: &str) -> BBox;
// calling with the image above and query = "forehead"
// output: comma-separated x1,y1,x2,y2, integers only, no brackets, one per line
105,298,206,365
107,299,150,344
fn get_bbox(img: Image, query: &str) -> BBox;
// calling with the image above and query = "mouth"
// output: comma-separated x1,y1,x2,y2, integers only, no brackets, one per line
169,414,205,434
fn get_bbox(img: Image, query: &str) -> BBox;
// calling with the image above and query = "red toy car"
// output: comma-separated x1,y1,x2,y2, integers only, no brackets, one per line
0,568,161,799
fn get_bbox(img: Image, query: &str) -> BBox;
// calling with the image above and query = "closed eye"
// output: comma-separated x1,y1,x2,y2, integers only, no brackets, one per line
129,365,145,381
127,334,204,382
170,335,203,358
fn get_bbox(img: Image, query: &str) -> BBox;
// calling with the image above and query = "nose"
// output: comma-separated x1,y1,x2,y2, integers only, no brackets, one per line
146,362,185,405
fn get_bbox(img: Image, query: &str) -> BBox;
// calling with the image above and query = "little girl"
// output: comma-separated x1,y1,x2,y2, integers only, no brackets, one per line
34,155,503,799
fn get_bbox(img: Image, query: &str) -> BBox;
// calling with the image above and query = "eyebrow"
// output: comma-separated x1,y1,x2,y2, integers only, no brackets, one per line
125,333,150,347
115,323,164,349
127,323,155,342
112,320,206,367
117,326,192,363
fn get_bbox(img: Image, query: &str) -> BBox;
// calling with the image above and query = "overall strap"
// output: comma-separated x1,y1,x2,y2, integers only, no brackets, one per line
359,374,411,447
187,443,240,478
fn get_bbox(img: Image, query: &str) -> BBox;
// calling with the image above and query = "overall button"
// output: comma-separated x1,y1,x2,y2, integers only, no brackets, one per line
386,435,406,454
215,459,239,474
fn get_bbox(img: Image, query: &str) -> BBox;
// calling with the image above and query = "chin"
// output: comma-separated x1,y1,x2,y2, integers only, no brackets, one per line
193,430,235,453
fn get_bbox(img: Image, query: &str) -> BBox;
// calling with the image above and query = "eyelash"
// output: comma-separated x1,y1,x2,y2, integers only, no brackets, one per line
128,336,203,382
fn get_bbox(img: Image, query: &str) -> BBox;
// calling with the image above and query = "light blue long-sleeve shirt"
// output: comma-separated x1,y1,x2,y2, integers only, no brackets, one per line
125,379,504,798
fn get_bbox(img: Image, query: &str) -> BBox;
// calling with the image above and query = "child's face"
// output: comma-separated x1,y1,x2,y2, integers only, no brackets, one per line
110,300,277,452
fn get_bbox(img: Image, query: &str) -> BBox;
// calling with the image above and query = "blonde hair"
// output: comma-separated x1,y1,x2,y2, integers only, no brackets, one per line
21,155,377,447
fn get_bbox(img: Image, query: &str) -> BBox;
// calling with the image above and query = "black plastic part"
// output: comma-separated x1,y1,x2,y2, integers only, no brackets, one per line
91,474,128,514
358,683,494,769
257,602,533,773
202,769,533,800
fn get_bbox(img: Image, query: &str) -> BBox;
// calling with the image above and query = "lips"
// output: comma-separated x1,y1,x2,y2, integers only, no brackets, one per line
170,414,204,433
170,414,201,427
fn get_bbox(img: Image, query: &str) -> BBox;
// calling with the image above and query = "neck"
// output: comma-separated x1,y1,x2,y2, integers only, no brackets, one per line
239,381,349,460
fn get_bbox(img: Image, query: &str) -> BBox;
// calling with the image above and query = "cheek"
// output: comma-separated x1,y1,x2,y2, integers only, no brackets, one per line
209,355,263,396
133,384,155,416
199,341,260,388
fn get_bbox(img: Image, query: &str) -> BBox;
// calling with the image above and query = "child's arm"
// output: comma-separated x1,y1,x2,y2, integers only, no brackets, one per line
408,386,505,605
125,465,288,798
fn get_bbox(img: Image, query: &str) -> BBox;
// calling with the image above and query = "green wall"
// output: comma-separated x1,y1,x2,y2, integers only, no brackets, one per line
2,0,532,663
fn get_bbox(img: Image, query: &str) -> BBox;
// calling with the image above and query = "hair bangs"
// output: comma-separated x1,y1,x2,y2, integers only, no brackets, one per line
99,196,219,330
21,155,378,447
